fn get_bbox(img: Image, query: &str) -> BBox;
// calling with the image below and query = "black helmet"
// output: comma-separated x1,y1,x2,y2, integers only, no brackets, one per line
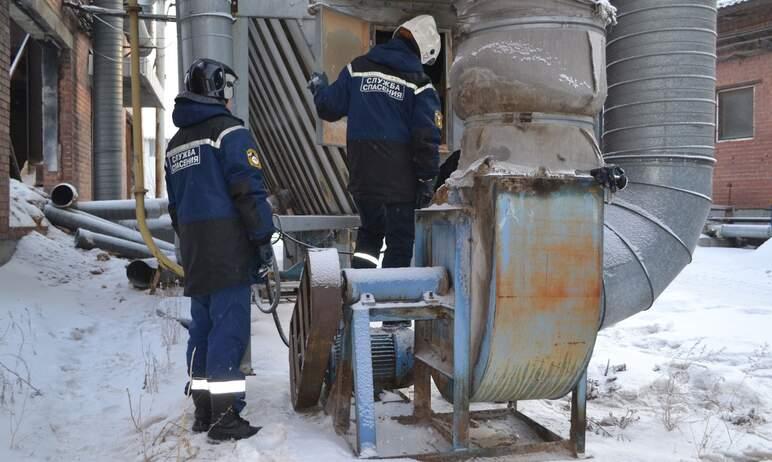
184,58,238,101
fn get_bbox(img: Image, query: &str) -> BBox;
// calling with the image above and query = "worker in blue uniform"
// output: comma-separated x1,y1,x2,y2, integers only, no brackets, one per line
308,15,443,274
165,58,275,441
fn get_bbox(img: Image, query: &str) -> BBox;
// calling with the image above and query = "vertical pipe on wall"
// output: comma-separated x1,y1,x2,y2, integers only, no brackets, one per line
155,0,166,198
92,0,125,199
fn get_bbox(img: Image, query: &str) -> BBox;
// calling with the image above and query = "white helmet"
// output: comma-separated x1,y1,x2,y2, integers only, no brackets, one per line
394,15,441,66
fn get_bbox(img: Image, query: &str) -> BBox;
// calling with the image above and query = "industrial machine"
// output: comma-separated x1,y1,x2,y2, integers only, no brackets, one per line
169,0,718,458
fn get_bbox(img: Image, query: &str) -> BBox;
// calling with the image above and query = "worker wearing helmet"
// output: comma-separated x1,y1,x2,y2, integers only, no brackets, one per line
165,58,274,441
309,15,442,275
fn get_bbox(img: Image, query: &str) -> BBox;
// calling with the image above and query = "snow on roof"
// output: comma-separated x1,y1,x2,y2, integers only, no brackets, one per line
718,0,752,8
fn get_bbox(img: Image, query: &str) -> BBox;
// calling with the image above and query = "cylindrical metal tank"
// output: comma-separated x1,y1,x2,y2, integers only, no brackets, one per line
601,0,717,328
452,0,608,119
452,0,608,173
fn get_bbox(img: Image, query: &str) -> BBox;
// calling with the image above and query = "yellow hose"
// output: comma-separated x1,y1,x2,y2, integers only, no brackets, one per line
128,0,184,276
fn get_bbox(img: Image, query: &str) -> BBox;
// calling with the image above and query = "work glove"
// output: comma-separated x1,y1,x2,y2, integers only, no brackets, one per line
252,240,275,281
415,178,436,209
307,72,329,96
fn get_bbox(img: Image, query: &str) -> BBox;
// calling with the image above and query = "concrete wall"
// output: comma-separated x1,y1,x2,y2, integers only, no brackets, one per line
714,2,772,208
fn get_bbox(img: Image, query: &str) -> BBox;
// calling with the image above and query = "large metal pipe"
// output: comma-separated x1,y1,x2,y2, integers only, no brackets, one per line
93,0,126,200
711,224,772,240
177,0,234,72
117,215,175,243
44,204,176,252
75,229,174,260
601,0,717,328
50,183,168,219
126,258,180,290
74,199,168,221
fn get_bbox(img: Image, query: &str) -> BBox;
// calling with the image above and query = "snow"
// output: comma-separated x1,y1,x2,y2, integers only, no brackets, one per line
307,248,341,288
9,180,48,230
590,0,617,26
1,229,771,460
447,157,586,190
468,41,560,66
718,0,751,8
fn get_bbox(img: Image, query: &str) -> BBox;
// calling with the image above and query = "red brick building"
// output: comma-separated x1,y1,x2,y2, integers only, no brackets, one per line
0,0,165,245
714,0,772,209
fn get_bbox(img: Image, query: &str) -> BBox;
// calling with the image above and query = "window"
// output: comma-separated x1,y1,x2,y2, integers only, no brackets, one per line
717,86,754,141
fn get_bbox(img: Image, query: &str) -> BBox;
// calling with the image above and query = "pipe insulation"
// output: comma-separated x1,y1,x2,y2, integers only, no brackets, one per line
177,0,234,72
601,0,717,328
93,0,125,200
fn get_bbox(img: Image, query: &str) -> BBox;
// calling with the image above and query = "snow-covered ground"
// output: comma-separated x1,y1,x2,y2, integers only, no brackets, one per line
1,221,771,460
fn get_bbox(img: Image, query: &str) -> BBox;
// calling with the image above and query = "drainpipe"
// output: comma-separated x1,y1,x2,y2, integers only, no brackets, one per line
128,0,184,276
93,0,125,200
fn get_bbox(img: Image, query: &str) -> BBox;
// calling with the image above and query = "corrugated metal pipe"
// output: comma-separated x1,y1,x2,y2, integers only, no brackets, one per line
601,0,717,328
93,0,126,200
177,0,234,71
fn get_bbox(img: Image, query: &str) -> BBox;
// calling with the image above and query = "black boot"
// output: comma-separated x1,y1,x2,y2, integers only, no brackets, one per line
207,394,260,442
191,390,211,433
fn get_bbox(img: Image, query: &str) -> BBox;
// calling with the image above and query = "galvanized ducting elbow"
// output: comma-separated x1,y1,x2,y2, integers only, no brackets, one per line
601,0,718,328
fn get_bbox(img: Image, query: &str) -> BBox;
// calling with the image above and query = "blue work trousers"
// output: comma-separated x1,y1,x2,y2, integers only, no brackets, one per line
186,284,251,411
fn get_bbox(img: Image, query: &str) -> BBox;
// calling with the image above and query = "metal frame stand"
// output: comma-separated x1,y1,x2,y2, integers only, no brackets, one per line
325,209,589,459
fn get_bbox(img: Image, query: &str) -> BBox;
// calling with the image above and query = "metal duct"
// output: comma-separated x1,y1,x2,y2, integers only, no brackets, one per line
93,0,125,200
601,0,717,328
177,0,234,71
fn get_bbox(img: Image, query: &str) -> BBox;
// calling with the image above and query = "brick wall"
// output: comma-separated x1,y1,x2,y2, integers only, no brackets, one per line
0,0,9,240
715,4,772,209
46,32,93,200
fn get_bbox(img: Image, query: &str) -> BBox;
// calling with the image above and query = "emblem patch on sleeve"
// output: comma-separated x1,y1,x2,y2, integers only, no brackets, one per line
434,110,444,130
246,148,262,169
